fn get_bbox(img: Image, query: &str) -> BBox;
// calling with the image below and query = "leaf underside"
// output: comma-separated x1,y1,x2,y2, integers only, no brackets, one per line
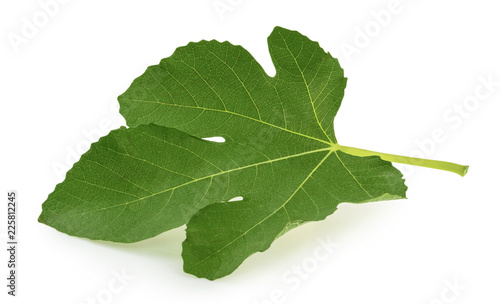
39,27,407,280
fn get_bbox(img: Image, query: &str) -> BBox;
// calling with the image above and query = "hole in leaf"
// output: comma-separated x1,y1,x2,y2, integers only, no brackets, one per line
228,196,243,202
202,136,226,143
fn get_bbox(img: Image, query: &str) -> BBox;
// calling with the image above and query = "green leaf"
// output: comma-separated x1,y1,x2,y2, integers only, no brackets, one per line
39,26,467,280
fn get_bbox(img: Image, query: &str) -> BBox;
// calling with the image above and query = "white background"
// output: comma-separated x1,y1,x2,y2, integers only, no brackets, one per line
1,0,499,303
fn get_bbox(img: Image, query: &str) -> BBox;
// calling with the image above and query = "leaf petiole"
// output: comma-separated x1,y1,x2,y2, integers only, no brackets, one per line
335,144,469,177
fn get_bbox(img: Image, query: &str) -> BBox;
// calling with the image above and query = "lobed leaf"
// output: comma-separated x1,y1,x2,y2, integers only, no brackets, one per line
40,26,420,280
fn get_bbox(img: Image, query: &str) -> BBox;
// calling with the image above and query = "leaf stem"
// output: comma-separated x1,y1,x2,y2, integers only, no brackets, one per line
336,145,469,177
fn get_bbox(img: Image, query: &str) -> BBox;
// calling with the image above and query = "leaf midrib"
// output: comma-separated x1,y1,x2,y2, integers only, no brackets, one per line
277,30,334,144
121,98,333,145
75,146,335,216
